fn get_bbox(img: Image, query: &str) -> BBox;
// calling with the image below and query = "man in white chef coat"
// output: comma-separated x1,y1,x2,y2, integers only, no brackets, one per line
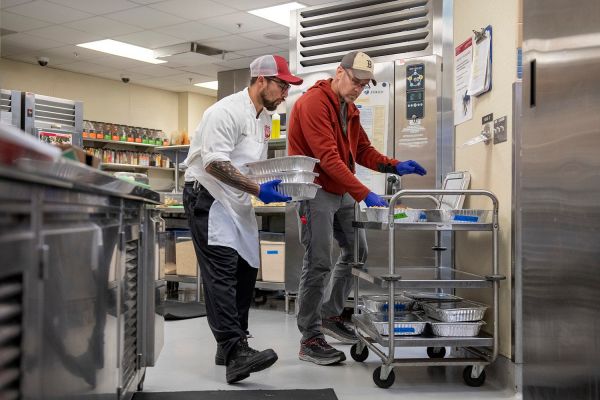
183,55,303,383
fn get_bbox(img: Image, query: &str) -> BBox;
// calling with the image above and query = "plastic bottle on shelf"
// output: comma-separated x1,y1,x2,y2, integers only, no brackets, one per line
103,123,111,141
119,125,127,142
126,126,134,142
271,112,281,139
141,128,148,144
161,131,169,146
82,120,89,139
154,130,162,146
88,121,96,139
111,124,119,141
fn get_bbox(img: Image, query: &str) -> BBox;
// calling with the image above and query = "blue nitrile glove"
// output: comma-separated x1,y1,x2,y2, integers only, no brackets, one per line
363,192,388,207
258,179,292,204
395,160,427,176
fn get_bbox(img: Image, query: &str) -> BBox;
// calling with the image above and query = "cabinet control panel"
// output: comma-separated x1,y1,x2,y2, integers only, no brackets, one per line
406,63,425,120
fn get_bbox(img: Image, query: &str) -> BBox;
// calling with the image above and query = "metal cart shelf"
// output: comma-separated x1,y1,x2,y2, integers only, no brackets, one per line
350,189,505,389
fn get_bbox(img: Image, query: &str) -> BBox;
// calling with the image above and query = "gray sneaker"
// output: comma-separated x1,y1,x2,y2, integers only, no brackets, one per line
299,337,346,365
321,316,358,344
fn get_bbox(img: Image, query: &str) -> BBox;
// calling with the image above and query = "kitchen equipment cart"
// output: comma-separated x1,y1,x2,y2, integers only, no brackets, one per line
350,189,505,388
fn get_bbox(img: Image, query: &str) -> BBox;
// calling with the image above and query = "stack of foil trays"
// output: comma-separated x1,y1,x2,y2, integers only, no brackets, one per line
246,156,320,201
419,299,488,337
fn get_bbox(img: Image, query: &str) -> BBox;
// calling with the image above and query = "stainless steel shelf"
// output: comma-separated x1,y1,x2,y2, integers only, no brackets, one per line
353,221,494,231
255,280,285,290
268,138,286,150
353,314,493,348
83,138,159,148
164,274,198,283
101,163,174,171
352,266,493,288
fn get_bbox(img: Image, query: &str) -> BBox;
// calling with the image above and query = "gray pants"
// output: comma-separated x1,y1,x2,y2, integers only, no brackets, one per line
296,189,367,342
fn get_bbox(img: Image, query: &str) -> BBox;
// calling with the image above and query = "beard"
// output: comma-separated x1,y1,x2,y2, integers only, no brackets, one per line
261,91,280,111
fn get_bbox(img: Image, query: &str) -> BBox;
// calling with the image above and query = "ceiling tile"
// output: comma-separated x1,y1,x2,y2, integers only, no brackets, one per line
150,0,235,20
124,64,181,77
236,45,284,58
1,32,64,55
224,0,294,12
129,0,165,4
114,30,183,49
88,54,150,70
4,51,74,66
26,25,103,45
161,72,212,85
1,0,35,8
202,35,266,52
43,44,105,61
174,63,227,78
0,11,50,32
95,70,153,83
156,21,229,42
201,11,282,34
5,0,92,24
239,26,290,47
57,61,114,74
46,0,137,15
214,56,256,70
64,17,144,37
105,6,187,29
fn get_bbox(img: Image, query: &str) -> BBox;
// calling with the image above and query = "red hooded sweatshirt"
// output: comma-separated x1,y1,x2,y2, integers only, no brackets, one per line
288,79,399,202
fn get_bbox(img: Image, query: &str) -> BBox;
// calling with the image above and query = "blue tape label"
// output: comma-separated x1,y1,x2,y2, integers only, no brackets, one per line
266,250,279,255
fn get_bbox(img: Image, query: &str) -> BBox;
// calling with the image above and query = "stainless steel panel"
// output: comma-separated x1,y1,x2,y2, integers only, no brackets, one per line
217,68,250,100
0,90,21,128
520,0,600,398
40,222,117,398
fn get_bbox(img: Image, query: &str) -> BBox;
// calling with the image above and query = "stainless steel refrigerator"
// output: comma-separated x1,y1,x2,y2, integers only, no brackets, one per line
517,0,600,398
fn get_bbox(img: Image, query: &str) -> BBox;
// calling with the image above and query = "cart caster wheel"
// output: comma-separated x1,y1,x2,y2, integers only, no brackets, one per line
350,343,368,362
463,366,486,387
373,366,395,389
427,346,446,358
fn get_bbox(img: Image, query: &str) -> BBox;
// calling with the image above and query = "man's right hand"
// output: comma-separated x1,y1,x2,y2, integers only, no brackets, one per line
258,179,292,204
363,192,388,207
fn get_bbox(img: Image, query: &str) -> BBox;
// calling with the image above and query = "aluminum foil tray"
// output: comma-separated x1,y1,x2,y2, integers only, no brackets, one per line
361,294,415,313
430,320,486,337
276,182,320,201
423,209,492,224
248,170,318,184
403,291,463,302
421,300,488,322
245,156,319,175
364,207,424,223
367,312,427,336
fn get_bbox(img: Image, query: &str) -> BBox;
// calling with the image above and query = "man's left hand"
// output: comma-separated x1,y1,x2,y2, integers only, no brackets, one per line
395,160,427,176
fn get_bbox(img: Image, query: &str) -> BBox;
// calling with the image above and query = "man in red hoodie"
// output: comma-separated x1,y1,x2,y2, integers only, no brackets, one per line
288,51,427,365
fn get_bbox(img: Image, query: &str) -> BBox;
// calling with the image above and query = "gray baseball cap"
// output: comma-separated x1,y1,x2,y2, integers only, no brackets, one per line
340,51,377,85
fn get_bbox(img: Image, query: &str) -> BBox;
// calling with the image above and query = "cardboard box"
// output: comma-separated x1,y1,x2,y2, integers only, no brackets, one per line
260,241,285,282
176,240,198,276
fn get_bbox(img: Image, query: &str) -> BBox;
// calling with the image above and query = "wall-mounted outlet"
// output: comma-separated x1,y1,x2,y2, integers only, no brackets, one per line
493,116,507,144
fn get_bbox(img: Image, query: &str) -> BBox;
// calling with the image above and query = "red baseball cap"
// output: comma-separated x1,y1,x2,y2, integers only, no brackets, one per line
250,55,303,85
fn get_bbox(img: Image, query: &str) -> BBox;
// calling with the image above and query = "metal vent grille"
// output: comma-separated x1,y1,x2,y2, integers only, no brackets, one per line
34,96,76,128
0,90,12,114
294,0,433,70
0,275,23,400
122,240,139,393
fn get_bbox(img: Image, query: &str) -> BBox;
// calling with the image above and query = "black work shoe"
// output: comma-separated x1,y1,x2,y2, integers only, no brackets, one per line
225,339,278,384
321,316,358,344
299,337,346,365
215,344,225,366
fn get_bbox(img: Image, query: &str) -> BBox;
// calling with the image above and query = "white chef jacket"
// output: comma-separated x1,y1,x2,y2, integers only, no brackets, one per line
184,88,271,268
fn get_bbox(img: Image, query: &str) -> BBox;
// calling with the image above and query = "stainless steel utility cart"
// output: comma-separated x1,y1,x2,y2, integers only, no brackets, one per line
350,189,505,389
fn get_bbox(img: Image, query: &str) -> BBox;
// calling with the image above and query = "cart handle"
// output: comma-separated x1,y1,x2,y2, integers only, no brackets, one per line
381,193,440,208
388,189,499,216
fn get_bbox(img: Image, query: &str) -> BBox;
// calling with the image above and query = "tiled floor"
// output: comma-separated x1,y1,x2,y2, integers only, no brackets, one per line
144,307,519,400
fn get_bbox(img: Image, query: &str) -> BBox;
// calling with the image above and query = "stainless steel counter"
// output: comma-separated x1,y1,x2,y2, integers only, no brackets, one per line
0,159,164,400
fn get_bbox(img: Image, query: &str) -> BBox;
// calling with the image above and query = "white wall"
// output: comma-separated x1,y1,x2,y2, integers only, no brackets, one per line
453,1,520,358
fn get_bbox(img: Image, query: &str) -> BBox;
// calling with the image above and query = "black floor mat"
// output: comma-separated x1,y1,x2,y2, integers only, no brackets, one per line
156,300,207,320
133,389,337,400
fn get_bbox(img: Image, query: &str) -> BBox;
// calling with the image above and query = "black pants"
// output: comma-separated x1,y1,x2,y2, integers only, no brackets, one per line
183,182,258,363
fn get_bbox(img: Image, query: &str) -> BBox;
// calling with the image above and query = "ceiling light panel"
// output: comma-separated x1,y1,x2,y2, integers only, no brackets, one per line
77,39,167,64
248,2,305,27
194,81,218,90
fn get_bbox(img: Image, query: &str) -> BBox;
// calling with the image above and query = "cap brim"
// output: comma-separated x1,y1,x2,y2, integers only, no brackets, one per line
351,69,377,86
276,73,303,85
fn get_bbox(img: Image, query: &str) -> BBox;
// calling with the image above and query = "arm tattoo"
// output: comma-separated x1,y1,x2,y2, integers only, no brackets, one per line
206,161,260,196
